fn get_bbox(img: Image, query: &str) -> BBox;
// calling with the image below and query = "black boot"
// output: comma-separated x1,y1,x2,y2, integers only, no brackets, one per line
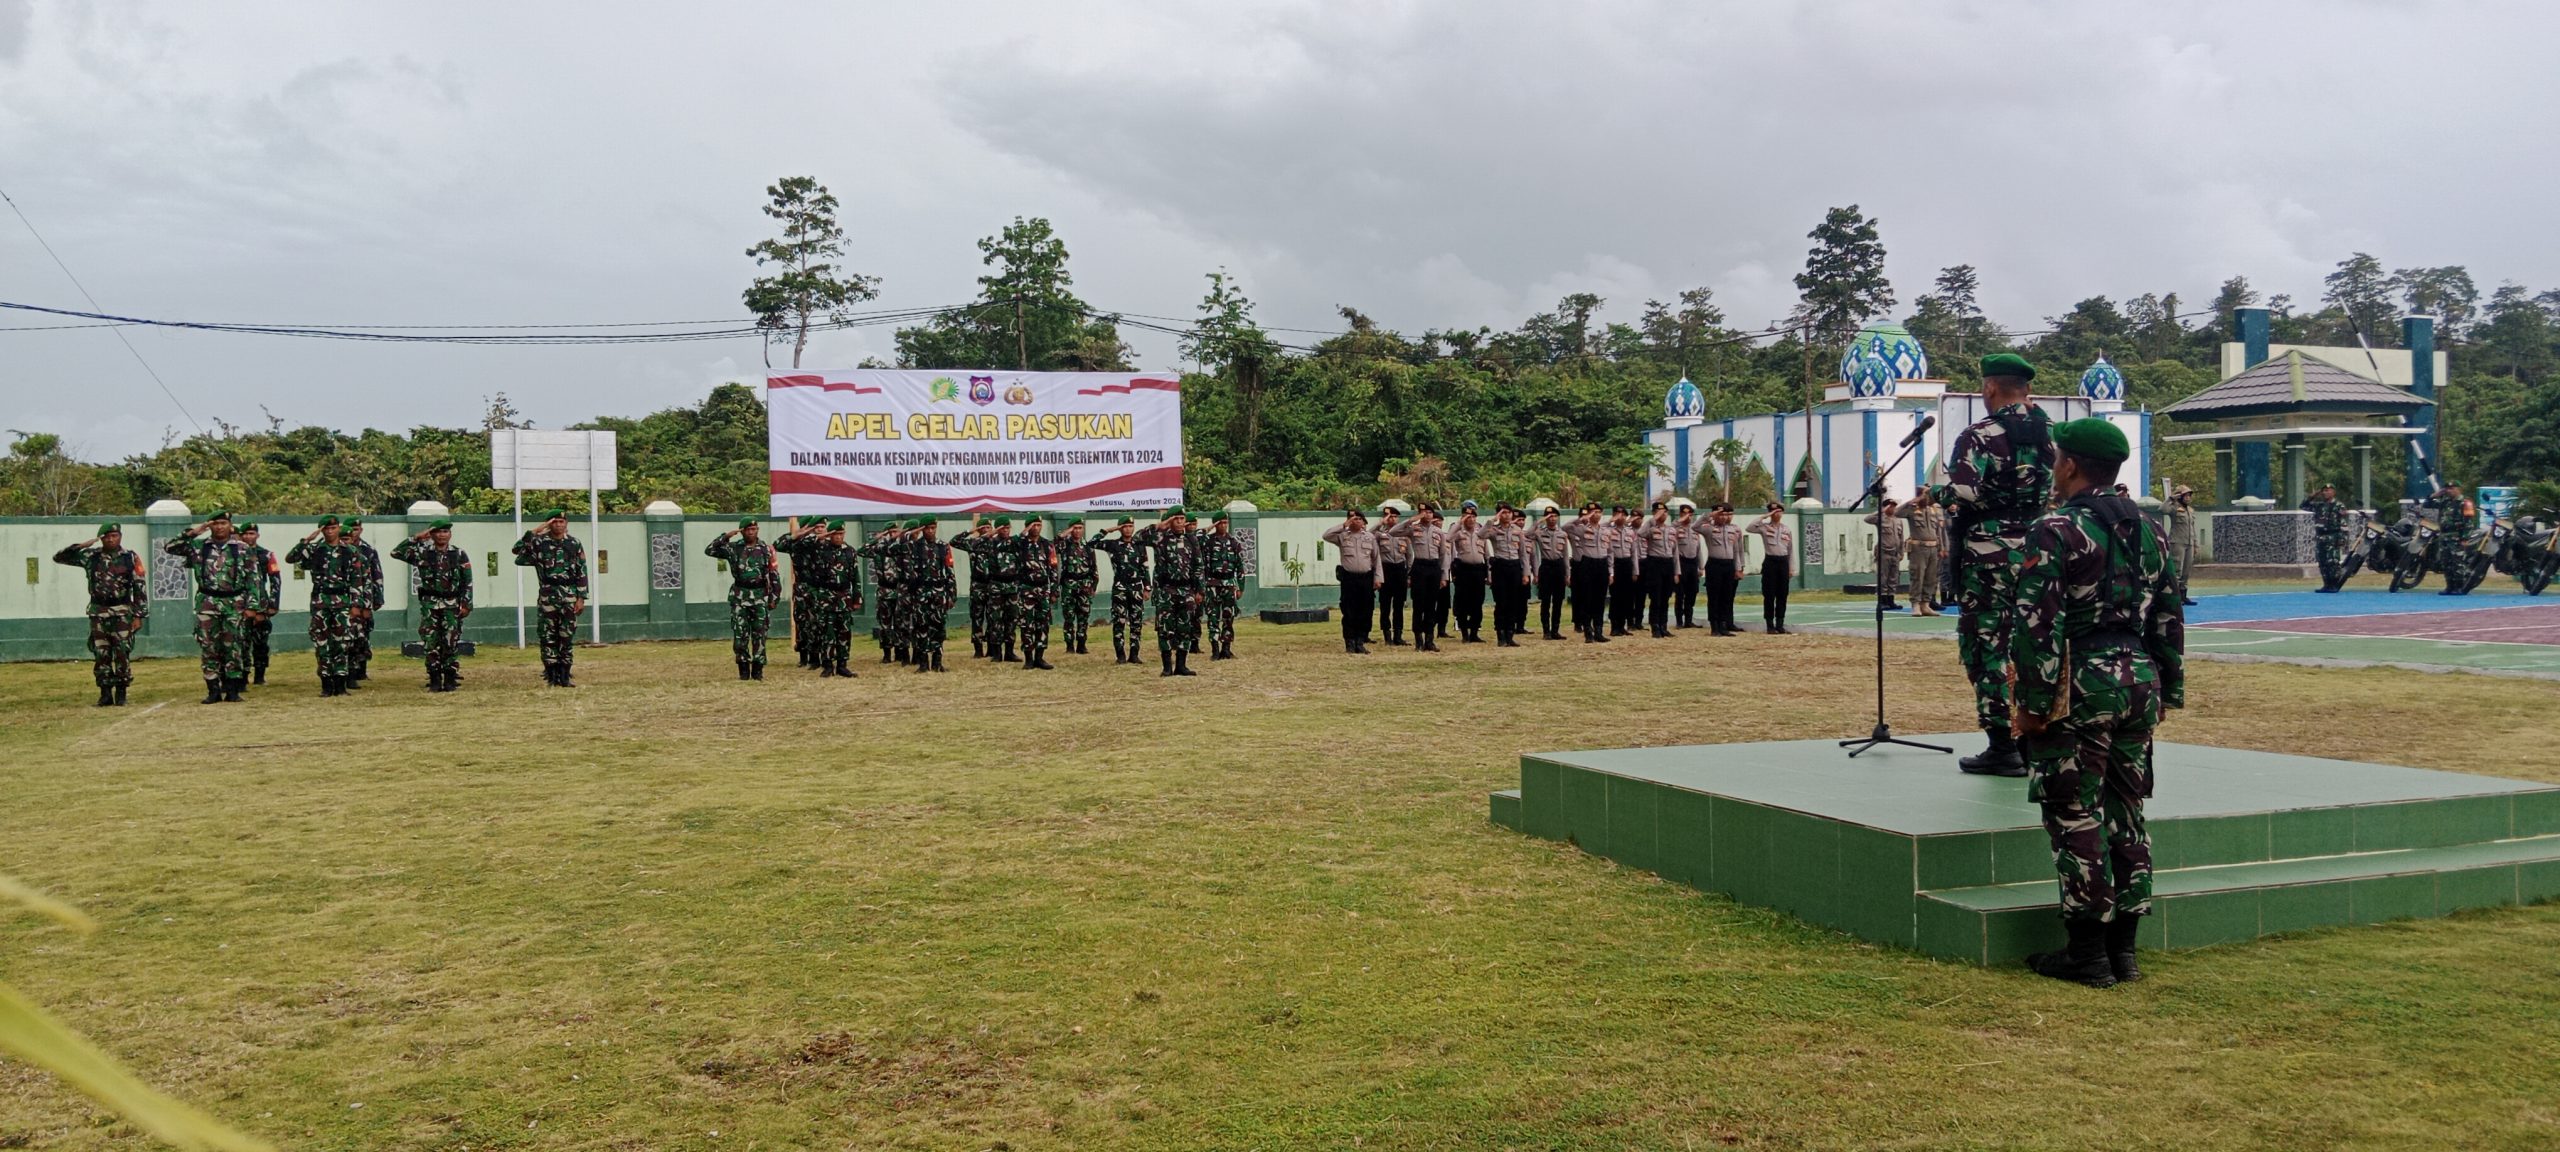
751,663,763,681
202,679,224,704
2025,919,2119,988
915,653,931,673
1113,639,1127,663
1175,648,1196,676
1959,727,2028,777
738,660,752,681
931,652,945,672
253,662,267,686
223,678,244,703
1160,649,1175,677
973,639,985,658
819,660,835,677
97,684,115,707
558,665,576,688
112,684,127,706
881,647,895,664
837,660,855,678
2106,914,2144,983
317,676,335,698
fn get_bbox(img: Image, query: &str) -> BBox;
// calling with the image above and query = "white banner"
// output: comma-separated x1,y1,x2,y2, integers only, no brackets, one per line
767,370,1185,515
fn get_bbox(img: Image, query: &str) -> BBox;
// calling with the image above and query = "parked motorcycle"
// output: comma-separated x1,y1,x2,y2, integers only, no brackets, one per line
2495,515,2558,596
2386,521,2435,592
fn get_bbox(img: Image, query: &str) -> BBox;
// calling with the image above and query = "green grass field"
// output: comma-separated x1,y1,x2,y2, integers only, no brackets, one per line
5,608,2558,1150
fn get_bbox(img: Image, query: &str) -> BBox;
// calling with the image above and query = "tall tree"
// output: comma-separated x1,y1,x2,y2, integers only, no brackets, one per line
894,217,1130,371
1907,264,1992,362
2390,265,2479,340
742,176,880,369
1792,205,1896,345
2321,252,2395,342
1637,288,1729,377
1183,269,1281,459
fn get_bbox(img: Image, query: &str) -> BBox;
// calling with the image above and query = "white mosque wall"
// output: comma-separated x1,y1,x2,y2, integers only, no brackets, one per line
1652,396,2155,509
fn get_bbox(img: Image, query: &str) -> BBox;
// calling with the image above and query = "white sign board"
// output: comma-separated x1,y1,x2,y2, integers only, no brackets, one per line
766,370,1184,515
491,430,618,490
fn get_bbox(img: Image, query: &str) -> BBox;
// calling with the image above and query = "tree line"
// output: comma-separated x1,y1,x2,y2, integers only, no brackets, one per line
7,182,2558,519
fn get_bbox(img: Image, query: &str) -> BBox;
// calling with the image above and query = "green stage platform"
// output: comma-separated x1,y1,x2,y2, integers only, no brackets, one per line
1488,736,2560,963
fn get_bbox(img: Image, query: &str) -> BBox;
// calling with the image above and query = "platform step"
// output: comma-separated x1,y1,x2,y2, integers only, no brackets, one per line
1490,789,1522,831
1918,835,2560,964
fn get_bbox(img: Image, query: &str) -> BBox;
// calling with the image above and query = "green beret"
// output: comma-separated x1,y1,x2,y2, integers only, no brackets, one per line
318,515,340,528
827,518,846,531
541,507,566,521
343,517,363,528
2053,418,2130,464
429,518,453,531
235,521,258,533
1116,515,1134,526
206,509,231,521
98,522,121,535
991,515,1011,528
736,516,756,528
1980,352,2037,382
1212,510,1231,523
1162,505,1186,521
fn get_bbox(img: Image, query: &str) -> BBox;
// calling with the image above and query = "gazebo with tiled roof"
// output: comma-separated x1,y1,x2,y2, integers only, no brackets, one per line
2159,347,2433,509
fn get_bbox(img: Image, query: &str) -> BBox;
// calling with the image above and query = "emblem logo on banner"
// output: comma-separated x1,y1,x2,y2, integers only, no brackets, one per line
928,376,960,403
968,375,997,406
1004,383,1034,405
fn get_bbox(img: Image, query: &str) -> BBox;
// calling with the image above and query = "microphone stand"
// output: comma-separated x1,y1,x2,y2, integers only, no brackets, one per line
1841,427,1951,759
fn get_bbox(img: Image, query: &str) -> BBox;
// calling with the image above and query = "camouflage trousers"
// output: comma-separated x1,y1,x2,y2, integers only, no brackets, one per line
1955,531,2028,729
1061,582,1095,648
1155,588,1201,653
873,590,904,653
193,594,250,681
307,592,363,679
247,615,272,673
1205,581,1239,650
969,590,988,646
978,587,1017,652
1109,583,1148,652
728,588,775,667
2316,533,2349,588
1017,585,1054,655
355,605,376,667
2024,651,2162,924
86,605,141,687
809,589,856,665
910,593,952,656
417,596,468,678
537,584,580,669
792,583,815,656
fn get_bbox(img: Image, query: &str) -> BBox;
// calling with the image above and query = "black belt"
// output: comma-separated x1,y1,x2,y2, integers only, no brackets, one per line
201,587,241,597
2073,629,2144,653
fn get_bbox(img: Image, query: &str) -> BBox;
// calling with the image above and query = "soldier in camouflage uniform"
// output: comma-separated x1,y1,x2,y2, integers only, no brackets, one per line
345,518,384,682
2426,484,2477,596
705,518,782,680
286,516,369,696
954,520,997,657
54,522,147,706
774,519,822,667
903,516,955,672
1091,516,1152,664
1055,519,1098,655
511,509,588,687
862,522,908,664
1135,507,1205,676
2304,483,2350,592
164,510,258,704
2012,418,2184,988
1930,353,2057,778
393,518,475,692
1013,518,1059,670
802,519,863,678
238,522,281,685
1201,510,1247,659
963,516,1022,662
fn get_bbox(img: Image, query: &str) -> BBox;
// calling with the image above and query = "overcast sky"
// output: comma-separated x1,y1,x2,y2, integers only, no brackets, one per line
4,0,2556,460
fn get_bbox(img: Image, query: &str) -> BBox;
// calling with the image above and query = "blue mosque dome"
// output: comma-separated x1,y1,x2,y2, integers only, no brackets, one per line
1837,321,1929,385
2079,354,2126,403
1844,351,1897,399
1664,376,1705,421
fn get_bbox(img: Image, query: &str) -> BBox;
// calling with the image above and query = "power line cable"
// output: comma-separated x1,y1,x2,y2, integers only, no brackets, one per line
0,184,206,433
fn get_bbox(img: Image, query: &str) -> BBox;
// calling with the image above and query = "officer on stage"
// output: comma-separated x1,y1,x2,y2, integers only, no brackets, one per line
2013,418,2184,988
1932,353,2058,777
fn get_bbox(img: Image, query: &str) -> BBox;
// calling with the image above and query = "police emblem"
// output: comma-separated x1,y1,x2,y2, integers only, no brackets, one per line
968,375,997,406
1003,383,1034,405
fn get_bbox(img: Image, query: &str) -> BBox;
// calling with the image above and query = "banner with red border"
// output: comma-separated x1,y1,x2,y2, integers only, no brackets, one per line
766,370,1184,514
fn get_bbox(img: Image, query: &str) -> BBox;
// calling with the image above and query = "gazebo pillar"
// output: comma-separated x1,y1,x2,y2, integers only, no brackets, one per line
2352,435,2374,511
2283,433,2307,508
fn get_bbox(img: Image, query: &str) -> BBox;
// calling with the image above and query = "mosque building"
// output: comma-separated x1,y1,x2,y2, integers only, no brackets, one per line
1644,323,2153,508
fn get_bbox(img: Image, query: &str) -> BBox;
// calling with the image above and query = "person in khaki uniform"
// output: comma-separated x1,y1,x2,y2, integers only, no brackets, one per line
1865,498,1909,611
1900,491,1948,617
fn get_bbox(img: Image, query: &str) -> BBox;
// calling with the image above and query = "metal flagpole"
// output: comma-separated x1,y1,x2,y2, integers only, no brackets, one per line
589,432,603,644
512,431,526,648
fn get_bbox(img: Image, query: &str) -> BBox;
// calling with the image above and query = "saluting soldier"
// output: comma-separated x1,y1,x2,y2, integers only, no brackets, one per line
1635,502,1677,638
1323,509,1378,654
53,521,147,706
344,518,384,683
860,522,907,664
1696,504,1746,636
1091,516,1153,664
705,517,781,680
2305,483,2350,593
1564,502,1613,643
1202,510,1248,660
1134,507,1206,676
2013,418,2184,988
1484,504,1532,647
1672,505,1704,628
1533,506,1571,640
774,519,826,667
1014,517,1060,670
952,520,994,657
903,517,955,672
1445,501,1492,643
237,521,280,685
1391,504,1451,652
1745,503,1795,634
164,510,257,704
392,518,475,692
1866,498,1909,611
285,516,366,696
1901,492,1948,617
801,519,862,677
1372,505,1412,647
1055,519,1099,655
1606,507,1640,636
511,509,588,687
1931,353,2058,777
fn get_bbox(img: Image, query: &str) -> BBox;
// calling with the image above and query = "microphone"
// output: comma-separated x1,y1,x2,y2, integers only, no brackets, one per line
1899,414,1937,448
